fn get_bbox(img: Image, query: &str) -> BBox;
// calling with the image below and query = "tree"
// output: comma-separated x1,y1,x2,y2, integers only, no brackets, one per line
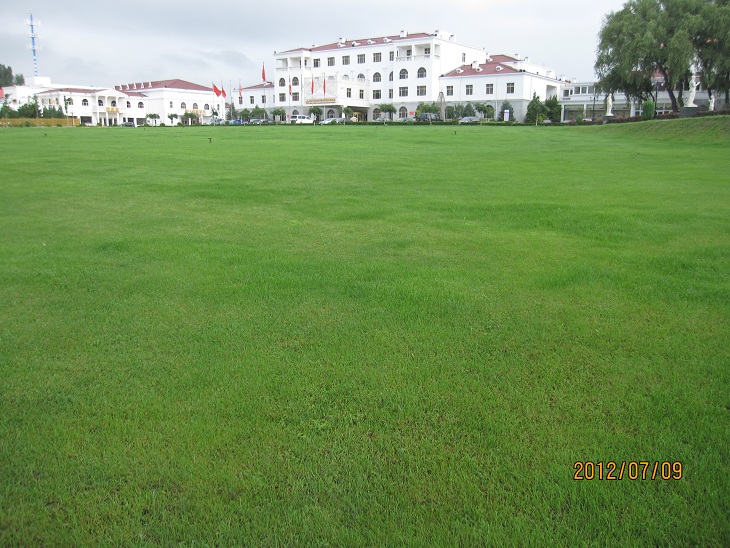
343,106,354,120
377,103,396,119
17,97,40,118
446,103,466,120
595,0,710,112
181,111,198,125
308,105,322,121
14,74,25,86
474,103,495,120
0,65,13,87
227,104,238,120
416,102,439,115
250,105,267,119
147,113,160,126
167,113,178,125
693,0,730,103
271,107,286,122
544,95,561,122
463,102,476,117
525,93,548,124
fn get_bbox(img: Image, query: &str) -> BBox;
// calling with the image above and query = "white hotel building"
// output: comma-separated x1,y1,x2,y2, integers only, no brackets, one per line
271,30,568,121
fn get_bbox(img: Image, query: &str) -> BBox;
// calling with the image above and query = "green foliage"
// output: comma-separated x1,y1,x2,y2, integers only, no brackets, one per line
271,107,286,121
167,113,178,125
17,97,39,118
642,100,656,120
377,103,397,115
227,104,238,120
0,64,13,87
308,105,323,119
40,106,66,119
544,95,561,122
1,98,18,118
463,102,476,117
474,102,495,120
446,103,466,120
14,73,25,86
525,93,548,125
416,102,439,115
250,105,267,119
595,0,730,111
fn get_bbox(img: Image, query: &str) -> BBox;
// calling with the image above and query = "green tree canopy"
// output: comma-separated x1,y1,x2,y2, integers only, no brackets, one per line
0,65,13,87
595,0,729,111
525,93,548,125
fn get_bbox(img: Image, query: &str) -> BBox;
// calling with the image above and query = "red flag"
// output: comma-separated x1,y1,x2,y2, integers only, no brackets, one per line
311,77,314,95
238,80,242,97
0,87,4,100
213,83,221,97
221,82,226,99
288,77,292,96
262,63,266,82
323,76,326,95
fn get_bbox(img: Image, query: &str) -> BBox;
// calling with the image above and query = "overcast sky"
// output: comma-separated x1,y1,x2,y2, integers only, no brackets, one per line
1,0,627,89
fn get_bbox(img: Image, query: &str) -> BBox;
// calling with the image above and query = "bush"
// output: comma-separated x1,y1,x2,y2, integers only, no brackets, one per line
642,101,656,120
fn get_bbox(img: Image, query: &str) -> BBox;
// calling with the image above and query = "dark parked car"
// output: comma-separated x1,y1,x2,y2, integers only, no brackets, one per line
417,113,442,123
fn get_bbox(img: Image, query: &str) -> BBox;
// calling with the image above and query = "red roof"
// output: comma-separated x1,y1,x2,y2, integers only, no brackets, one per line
241,82,275,91
442,57,520,78
114,79,213,93
279,32,434,54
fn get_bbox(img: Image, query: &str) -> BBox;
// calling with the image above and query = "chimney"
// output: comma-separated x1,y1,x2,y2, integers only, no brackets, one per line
400,30,408,38
471,60,479,70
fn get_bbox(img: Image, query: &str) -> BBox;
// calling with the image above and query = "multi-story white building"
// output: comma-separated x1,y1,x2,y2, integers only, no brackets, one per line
269,30,570,122
1,76,220,125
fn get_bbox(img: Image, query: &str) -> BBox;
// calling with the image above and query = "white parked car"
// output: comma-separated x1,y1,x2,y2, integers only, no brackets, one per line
290,115,314,124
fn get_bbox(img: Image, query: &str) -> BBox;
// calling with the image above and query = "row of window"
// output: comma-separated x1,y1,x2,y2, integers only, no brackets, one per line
278,68,427,88
309,49,430,68
445,83,514,96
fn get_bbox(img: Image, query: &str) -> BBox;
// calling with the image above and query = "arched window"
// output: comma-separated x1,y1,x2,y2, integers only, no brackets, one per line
399,106,408,118
137,102,144,108
279,78,286,87
67,98,73,106
327,109,335,118
399,69,408,80
373,72,381,83
82,99,89,106
126,101,131,108
342,74,349,81
373,108,381,119
292,109,300,115
204,104,210,110
389,72,394,82
292,77,299,86
417,67,427,78
181,102,186,109
98,99,104,106
192,103,198,109
111,100,117,107
357,73,365,80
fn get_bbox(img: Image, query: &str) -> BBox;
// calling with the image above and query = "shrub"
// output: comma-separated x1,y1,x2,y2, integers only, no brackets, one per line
642,101,656,120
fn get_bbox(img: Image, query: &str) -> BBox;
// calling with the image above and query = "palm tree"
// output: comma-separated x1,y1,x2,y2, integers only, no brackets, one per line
167,113,178,126
377,103,396,120
147,113,160,126
308,105,322,122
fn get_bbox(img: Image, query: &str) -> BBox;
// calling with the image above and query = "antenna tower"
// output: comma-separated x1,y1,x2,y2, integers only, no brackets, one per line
26,12,41,77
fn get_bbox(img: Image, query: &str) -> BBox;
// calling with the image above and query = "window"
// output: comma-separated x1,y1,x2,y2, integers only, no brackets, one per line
388,89,393,99
67,99,73,106
181,102,186,109
111,100,117,107
328,57,335,66
238,97,243,105
204,104,209,110
98,99,104,106
417,67,427,78
279,93,286,102
292,77,299,86
192,103,198,109
373,72,382,83
250,96,255,104
347,88,352,98
169,101,173,108
373,90,381,100
357,54,365,64
399,106,407,119
357,74,365,80
126,101,131,108
262,96,266,104
342,74,349,81
417,86,426,96
466,85,473,96
485,83,493,95
342,55,350,65
313,58,320,68
138,101,144,108
446,86,453,96
399,87,408,97
424,47,430,55
507,82,515,94
406,49,412,57
359,89,364,99
279,78,286,87
373,52,381,62
292,92,300,101
373,108,381,119
399,69,408,80
462,53,466,62
389,51,395,61
82,99,89,106
389,72,393,82
563,89,572,98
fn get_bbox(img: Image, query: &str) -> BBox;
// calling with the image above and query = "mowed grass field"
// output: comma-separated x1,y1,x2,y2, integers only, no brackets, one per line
1,118,728,545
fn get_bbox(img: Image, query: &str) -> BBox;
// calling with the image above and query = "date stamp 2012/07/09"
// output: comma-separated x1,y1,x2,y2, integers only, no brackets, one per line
573,461,683,480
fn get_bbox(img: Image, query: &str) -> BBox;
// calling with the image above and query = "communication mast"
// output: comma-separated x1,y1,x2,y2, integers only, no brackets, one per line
26,12,41,77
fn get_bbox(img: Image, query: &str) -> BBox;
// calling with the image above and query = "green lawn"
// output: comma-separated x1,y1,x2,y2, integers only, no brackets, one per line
1,119,728,545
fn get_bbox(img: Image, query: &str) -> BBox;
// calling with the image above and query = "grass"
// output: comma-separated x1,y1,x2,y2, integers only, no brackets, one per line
1,119,728,545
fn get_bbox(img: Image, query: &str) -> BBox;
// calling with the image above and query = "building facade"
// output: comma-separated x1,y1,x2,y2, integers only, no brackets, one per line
270,30,568,121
